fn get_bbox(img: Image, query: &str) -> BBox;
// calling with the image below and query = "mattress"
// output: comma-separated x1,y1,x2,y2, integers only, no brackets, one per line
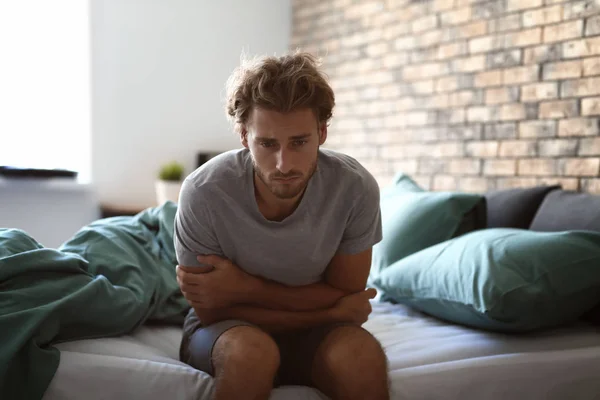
43,301,600,400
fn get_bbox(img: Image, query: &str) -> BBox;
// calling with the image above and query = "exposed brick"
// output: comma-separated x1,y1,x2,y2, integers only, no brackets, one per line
489,14,522,33
432,175,458,191
413,175,433,190
521,82,559,102
542,60,583,80
432,0,455,12
559,158,600,176
392,160,419,175
499,140,537,157
582,97,600,116
474,70,503,87
522,5,562,27
503,65,539,85
539,100,579,118
559,118,600,137
519,120,557,138
437,108,467,124
457,21,488,39
383,21,411,40
437,42,468,60
561,77,600,97
473,1,506,18
411,80,436,95
468,106,499,122
465,141,499,157
538,139,579,156
584,57,600,76
486,87,520,104
469,35,499,53
458,177,491,192
579,137,600,155
418,30,444,48
563,37,600,58
366,42,389,57
586,15,600,36
518,159,557,176
487,50,522,68
435,76,460,92
394,36,418,50
432,142,466,157
449,90,484,107
496,177,539,189
499,103,530,121
562,0,600,19
485,123,518,139
507,0,543,12
523,44,562,64
505,28,542,48
543,20,584,43
452,55,486,73
418,159,448,174
483,159,518,175
440,7,472,26
382,52,409,68
537,177,580,190
448,125,484,140
582,179,600,194
403,63,449,80
412,15,439,33
448,159,482,175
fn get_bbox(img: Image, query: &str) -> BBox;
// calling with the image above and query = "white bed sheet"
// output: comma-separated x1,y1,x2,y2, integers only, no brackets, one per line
43,301,600,400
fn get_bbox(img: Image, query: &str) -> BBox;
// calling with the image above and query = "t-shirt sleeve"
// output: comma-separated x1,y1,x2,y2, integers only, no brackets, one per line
173,178,223,267
337,172,383,255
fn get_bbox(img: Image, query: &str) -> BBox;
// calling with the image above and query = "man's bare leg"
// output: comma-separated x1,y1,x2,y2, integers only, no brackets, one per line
211,326,280,400
311,326,390,400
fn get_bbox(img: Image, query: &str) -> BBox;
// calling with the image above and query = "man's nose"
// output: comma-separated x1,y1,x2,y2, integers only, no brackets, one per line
276,149,293,174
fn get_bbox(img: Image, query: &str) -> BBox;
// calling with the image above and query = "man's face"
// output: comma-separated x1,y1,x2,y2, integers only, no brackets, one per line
242,107,327,200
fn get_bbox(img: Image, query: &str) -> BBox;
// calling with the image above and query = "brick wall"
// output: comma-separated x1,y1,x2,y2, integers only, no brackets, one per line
291,0,600,193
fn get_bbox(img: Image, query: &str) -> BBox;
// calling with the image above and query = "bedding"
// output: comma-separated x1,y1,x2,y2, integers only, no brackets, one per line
43,301,600,400
373,228,600,333
0,202,188,400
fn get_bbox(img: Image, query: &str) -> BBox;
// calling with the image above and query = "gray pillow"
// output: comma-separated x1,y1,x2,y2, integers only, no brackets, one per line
530,190,600,232
485,185,559,229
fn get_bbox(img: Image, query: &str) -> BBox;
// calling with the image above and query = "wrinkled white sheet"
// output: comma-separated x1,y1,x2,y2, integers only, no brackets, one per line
44,301,600,400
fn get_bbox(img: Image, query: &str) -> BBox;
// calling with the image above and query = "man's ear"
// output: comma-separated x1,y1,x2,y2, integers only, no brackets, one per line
318,123,328,145
240,127,249,149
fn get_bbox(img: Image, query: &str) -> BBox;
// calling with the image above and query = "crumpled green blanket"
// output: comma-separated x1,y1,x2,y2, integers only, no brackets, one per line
0,201,189,400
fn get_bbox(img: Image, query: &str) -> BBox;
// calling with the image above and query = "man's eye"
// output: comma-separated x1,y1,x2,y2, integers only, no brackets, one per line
261,142,275,148
293,140,307,146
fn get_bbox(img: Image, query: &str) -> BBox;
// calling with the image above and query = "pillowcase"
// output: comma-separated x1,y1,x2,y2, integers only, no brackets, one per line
373,228,600,332
485,185,560,229
530,190,600,233
369,173,486,287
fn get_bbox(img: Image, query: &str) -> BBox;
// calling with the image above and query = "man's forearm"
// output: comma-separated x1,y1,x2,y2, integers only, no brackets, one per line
194,304,340,333
246,277,349,312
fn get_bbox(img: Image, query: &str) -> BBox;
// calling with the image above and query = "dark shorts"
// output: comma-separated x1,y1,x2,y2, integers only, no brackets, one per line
179,308,351,387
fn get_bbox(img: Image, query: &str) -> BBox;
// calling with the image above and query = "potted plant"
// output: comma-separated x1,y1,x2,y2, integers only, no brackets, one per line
155,161,184,205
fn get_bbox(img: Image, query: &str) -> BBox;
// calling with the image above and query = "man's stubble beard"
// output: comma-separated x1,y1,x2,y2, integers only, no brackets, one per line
253,155,318,200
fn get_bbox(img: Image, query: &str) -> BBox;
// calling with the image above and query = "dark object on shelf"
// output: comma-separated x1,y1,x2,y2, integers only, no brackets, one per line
0,166,77,179
196,152,220,168
100,204,145,219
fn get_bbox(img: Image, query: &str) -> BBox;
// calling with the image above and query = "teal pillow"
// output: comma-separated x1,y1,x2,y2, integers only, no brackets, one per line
369,173,486,287
373,228,600,332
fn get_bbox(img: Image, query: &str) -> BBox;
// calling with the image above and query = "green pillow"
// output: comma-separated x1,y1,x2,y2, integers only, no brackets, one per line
373,228,600,332
369,173,486,287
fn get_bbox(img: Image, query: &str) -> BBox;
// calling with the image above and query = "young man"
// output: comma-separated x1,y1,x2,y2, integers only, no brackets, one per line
174,51,389,400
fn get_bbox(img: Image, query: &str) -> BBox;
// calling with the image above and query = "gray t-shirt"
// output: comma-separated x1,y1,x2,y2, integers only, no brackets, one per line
174,148,382,286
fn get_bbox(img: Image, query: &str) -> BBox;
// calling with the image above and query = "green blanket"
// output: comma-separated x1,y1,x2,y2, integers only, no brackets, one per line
0,201,189,400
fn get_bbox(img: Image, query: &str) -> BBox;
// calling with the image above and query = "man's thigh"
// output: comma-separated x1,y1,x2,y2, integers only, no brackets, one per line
179,308,255,375
274,322,354,387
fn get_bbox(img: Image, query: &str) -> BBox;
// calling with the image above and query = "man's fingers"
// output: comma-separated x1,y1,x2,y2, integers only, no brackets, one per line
365,288,377,299
196,254,223,266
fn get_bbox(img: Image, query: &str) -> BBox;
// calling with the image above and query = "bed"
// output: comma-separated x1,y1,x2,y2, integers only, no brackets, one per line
43,301,600,400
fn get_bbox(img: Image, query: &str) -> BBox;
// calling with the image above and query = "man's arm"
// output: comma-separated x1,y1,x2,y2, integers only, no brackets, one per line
246,248,373,311
193,287,377,334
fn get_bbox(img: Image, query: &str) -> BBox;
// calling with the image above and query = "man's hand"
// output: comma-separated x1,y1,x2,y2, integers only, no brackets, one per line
176,255,259,309
330,288,377,325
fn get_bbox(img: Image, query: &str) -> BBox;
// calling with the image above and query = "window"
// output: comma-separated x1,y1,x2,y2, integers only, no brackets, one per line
0,1,91,182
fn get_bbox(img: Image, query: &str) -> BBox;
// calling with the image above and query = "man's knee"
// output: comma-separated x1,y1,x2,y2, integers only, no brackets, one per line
315,326,387,374
312,325,389,399
212,325,280,374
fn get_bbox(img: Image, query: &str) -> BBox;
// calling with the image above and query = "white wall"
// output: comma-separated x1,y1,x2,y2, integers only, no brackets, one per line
91,0,292,209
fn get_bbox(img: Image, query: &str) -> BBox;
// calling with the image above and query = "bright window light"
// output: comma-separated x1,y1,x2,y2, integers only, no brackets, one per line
0,0,91,182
